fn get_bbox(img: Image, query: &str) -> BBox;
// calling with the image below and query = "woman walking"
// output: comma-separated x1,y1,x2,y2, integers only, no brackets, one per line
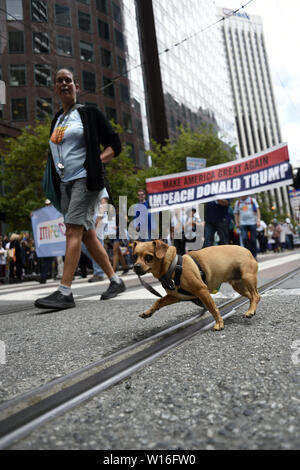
35,69,125,310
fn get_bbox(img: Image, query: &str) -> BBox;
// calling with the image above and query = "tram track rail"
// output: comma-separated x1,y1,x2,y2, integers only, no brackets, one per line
0,267,299,449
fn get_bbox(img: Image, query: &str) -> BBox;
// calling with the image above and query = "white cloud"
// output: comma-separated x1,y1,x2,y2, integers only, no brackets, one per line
220,0,300,164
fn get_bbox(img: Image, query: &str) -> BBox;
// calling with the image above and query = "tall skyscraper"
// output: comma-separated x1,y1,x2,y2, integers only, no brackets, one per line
219,6,291,214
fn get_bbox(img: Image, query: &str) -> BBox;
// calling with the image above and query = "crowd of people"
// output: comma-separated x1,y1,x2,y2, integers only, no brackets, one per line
1,192,298,285
1,68,299,313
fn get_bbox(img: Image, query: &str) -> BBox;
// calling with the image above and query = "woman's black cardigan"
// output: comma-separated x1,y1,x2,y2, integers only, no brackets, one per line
48,105,122,198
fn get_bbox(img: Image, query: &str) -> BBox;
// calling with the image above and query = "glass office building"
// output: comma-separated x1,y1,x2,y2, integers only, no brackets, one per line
123,0,237,150
0,0,237,164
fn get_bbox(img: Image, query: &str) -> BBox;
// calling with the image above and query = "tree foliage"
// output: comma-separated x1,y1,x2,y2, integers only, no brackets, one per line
147,125,236,176
0,121,236,231
0,120,50,231
107,125,236,209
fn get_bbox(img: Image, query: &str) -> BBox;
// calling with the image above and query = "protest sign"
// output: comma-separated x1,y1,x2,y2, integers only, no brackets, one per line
146,143,293,212
31,205,66,257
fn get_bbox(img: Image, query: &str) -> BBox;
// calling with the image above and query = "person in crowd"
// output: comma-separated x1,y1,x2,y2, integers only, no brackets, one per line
111,210,130,275
267,223,275,252
35,68,125,310
282,217,295,250
28,240,38,275
234,195,261,259
170,208,187,255
21,239,31,276
83,189,109,283
132,189,156,241
8,233,23,283
2,235,9,249
272,218,282,253
256,218,268,254
183,208,202,250
279,220,286,251
55,256,64,280
0,243,6,280
293,168,300,189
203,199,230,247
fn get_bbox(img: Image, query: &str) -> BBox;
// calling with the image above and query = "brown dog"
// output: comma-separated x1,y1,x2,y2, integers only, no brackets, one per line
133,240,260,331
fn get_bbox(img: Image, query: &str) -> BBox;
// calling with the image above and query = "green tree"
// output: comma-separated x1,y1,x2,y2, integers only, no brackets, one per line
0,120,50,231
0,121,236,231
155,125,236,173
132,125,236,192
105,145,137,208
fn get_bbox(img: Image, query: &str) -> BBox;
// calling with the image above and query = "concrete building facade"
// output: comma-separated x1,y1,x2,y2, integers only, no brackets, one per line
219,6,291,214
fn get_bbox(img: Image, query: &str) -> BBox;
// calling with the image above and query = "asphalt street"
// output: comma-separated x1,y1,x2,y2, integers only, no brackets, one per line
0,250,300,450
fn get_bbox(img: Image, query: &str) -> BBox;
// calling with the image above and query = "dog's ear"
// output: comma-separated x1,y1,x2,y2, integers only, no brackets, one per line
152,240,169,259
133,241,139,252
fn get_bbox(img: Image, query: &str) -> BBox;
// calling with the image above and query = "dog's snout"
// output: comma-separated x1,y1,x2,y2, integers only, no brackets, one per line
134,264,142,275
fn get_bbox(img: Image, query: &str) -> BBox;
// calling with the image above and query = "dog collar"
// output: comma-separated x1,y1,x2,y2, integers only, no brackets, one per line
159,254,182,291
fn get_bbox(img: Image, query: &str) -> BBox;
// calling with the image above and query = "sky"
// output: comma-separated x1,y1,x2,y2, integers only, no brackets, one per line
220,0,300,164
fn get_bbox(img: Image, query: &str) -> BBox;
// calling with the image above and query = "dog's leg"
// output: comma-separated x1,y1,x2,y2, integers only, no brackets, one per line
139,295,180,319
231,276,260,318
189,285,224,331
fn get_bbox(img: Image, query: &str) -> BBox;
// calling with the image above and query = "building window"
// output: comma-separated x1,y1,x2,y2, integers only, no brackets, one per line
103,77,114,98
136,120,144,139
31,0,48,22
8,31,24,53
57,35,73,57
9,64,26,86
6,0,23,20
77,0,90,4
55,4,71,27
117,57,127,76
96,0,107,14
123,113,132,134
78,11,91,32
33,32,50,54
34,64,51,87
98,20,109,40
120,83,130,105
112,3,122,24
36,97,52,120
105,107,117,123
11,97,27,120
82,71,96,92
114,29,124,50
101,48,112,68
80,41,94,62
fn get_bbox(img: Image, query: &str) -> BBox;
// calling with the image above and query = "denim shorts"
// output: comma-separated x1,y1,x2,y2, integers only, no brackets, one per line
60,178,99,231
